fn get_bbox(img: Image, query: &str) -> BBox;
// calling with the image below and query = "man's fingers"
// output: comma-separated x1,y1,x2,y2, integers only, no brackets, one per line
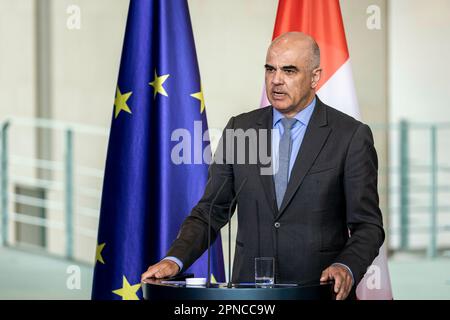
141,260,180,281
320,266,345,299
141,265,159,281
335,280,347,300
320,265,352,300
336,281,351,300
333,272,343,294
329,267,352,300
320,268,330,282
141,263,168,280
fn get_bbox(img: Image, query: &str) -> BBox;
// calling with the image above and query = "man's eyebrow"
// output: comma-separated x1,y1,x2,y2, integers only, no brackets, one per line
281,65,299,71
264,64,299,71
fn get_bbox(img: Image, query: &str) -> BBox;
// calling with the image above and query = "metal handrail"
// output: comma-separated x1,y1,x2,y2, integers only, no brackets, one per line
387,225,450,233
75,187,103,198
10,155,65,171
10,175,64,190
6,116,109,136
10,212,98,238
10,212,65,230
0,118,105,260
10,193,64,211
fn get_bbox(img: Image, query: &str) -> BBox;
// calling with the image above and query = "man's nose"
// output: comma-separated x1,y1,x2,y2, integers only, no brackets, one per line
271,70,284,85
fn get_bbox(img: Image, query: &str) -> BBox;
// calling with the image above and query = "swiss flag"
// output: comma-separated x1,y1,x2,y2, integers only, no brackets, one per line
262,0,393,300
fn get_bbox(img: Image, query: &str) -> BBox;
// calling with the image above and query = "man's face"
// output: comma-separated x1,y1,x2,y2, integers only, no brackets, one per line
265,42,318,115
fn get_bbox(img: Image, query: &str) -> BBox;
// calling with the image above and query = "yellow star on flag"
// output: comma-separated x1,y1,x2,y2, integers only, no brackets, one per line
114,87,132,119
149,70,170,98
112,276,141,300
190,86,206,113
95,243,106,264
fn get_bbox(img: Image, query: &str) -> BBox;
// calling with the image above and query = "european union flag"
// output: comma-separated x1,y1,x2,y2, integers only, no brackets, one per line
92,0,225,300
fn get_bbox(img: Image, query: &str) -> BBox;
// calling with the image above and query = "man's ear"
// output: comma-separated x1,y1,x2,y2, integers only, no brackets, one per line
311,67,322,89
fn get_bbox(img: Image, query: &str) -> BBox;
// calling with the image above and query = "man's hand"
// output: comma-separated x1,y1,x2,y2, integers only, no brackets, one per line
320,264,353,300
141,259,180,282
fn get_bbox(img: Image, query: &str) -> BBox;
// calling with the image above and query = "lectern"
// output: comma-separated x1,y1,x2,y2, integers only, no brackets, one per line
142,279,334,300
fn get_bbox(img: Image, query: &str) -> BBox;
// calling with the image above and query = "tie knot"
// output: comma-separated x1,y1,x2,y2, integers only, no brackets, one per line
281,117,296,130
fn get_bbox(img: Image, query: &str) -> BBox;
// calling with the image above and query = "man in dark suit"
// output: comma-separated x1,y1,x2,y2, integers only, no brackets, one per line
142,32,384,300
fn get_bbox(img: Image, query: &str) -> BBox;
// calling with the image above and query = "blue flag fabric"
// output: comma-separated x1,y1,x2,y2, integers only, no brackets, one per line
92,0,225,300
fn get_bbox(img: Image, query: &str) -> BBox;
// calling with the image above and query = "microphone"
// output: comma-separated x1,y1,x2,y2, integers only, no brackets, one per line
206,175,229,287
227,177,248,288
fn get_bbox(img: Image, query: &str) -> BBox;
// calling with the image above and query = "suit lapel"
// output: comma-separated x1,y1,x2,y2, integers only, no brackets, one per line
276,98,332,218
255,108,278,216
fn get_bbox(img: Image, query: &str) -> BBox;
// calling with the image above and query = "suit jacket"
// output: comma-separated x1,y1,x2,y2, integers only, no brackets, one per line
167,96,385,287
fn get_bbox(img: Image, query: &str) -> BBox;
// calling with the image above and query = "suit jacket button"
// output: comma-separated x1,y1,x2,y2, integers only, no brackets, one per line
274,222,281,228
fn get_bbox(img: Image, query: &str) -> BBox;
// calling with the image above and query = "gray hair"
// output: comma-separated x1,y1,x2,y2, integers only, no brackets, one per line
310,39,321,70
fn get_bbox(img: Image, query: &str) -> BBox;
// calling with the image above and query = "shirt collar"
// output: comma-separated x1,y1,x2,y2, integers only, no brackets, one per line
272,96,316,128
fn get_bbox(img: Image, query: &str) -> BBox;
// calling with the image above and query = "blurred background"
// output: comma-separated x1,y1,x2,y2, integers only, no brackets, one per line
1,0,449,299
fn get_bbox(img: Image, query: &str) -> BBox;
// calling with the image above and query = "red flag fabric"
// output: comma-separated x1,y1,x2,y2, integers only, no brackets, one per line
262,0,393,300
273,0,348,91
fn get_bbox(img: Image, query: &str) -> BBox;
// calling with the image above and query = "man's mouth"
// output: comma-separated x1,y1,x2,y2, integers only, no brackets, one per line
272,90,286,99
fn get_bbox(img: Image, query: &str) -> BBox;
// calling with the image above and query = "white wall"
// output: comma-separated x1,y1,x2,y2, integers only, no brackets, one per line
388,0,450,250
0,0,35,120
389,0,450,123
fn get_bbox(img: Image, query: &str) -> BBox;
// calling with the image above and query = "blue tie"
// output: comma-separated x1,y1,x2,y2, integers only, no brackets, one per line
275,117,297,209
